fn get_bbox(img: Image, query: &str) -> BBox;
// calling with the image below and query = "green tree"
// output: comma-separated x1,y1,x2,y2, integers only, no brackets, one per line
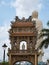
2,61,9,65
39,21,49,48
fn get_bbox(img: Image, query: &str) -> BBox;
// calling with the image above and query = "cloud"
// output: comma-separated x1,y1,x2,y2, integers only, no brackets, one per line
42,47,49,62
0,23,10,40
11,0,42,18
0,0,12,7
42,53,49,62
0,21,11,47
0,1,8,6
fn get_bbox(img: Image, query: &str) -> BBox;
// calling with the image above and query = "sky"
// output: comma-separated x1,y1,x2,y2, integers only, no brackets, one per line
0,0,49,62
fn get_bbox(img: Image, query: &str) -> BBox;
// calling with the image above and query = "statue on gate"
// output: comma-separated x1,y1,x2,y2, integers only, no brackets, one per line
22,43,25,50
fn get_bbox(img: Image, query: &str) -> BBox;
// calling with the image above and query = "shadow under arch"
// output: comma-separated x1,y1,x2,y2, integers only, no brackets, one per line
14,60,33,65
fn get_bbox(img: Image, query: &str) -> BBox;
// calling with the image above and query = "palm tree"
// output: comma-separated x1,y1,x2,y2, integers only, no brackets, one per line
39,21,49,48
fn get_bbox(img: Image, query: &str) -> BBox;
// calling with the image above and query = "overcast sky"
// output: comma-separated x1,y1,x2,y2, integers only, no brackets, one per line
0,0,49,62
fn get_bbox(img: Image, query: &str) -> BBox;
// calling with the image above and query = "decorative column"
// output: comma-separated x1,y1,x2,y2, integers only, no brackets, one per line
27,37,30,51
9,54,12,65
35,54,38,65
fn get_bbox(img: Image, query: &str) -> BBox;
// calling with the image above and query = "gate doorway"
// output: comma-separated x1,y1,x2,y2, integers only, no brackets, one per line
14,61,33,65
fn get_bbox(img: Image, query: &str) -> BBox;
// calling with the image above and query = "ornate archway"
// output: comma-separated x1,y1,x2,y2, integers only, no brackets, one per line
8,16,38,65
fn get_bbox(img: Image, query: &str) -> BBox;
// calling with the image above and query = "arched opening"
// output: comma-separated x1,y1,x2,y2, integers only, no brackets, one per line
20,41,27,50
14,61,33,65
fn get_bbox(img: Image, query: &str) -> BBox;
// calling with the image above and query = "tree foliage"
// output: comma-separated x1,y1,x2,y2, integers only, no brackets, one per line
39,21,49,48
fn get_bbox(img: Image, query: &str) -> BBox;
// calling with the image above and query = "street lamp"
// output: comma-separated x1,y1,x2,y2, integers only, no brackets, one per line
2,43,7,62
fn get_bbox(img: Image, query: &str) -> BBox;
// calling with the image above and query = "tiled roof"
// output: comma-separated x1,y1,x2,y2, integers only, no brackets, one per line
11,22,35,27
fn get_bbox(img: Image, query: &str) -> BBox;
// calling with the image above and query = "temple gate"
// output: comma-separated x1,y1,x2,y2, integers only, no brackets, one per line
8,16,38,65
